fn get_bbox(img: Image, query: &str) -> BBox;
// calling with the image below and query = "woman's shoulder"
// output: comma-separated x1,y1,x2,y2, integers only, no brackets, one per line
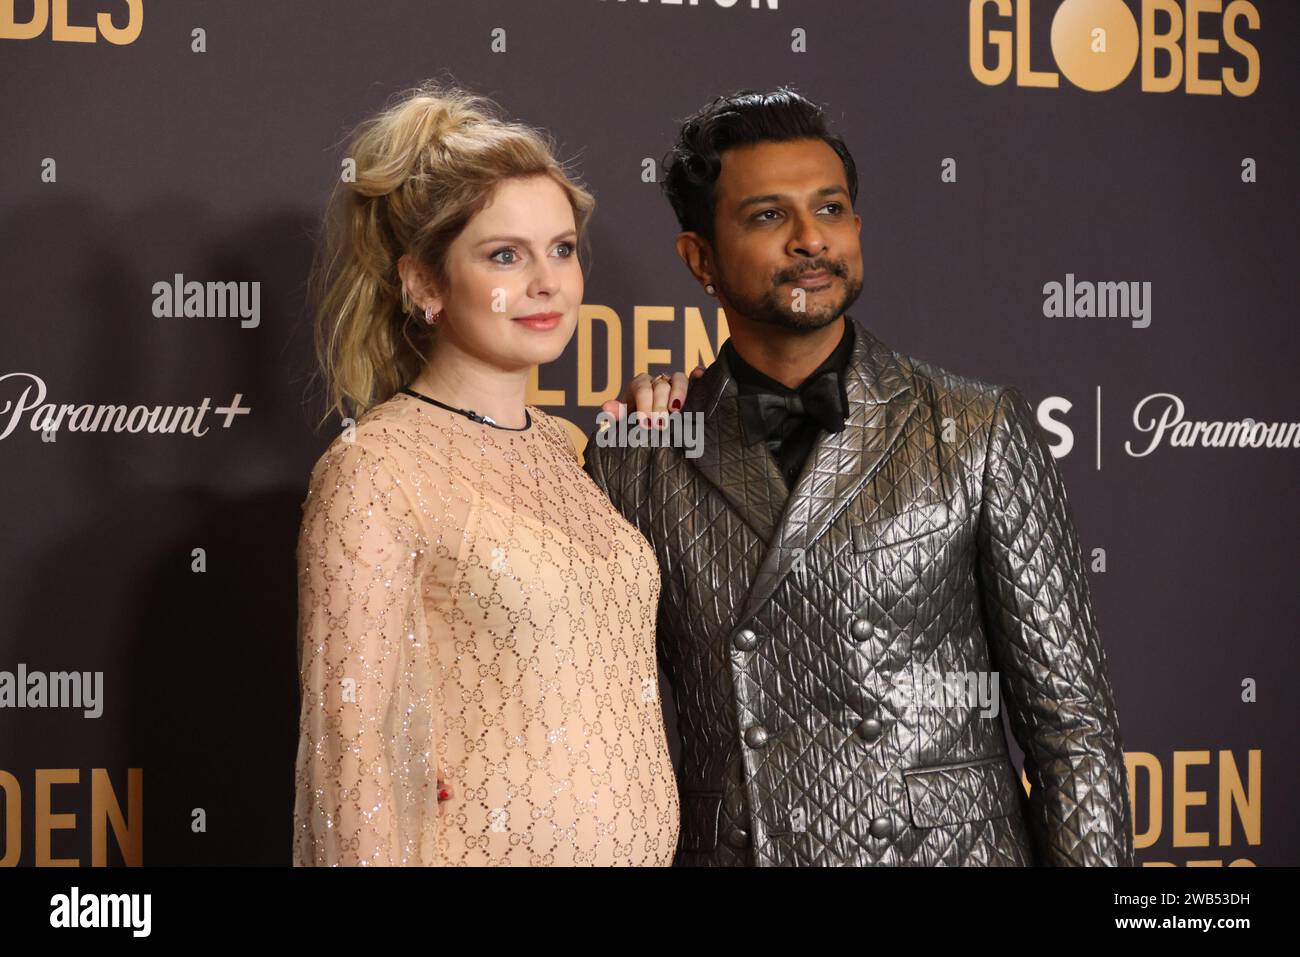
304,398,437,499
301,424,471,536
302,430,401,513
354,391,427,442
527,406,582,462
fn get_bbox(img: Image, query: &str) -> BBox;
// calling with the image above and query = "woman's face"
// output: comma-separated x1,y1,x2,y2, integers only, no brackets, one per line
436,174,582,370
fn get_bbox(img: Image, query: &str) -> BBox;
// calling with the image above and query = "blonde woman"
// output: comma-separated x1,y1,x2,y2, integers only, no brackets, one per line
293,83,682,865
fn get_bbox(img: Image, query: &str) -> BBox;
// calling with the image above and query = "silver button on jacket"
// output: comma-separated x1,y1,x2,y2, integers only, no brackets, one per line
583,319,1134,866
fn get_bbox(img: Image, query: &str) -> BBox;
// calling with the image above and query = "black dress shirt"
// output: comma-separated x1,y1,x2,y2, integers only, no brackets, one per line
721,319,856,490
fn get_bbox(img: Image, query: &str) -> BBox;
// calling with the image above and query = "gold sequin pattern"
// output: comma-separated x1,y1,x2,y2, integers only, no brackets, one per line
292,393,679,865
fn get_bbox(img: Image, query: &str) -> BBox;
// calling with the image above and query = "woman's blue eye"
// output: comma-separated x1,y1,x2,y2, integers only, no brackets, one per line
491,243,575,263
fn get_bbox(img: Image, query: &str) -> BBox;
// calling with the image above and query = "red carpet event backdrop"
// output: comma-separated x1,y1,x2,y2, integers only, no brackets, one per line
0,0,1295,866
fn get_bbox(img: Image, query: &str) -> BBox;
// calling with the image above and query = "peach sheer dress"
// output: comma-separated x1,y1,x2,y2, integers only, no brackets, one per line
292,391,679,865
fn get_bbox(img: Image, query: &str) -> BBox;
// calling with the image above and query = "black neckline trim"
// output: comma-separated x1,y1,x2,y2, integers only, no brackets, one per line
399,387,532,431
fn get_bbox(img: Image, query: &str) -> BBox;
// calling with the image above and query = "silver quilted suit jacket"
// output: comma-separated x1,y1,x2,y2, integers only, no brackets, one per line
581,317,1134,866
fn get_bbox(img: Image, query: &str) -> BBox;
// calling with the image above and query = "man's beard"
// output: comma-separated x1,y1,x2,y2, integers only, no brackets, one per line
718,263,864,332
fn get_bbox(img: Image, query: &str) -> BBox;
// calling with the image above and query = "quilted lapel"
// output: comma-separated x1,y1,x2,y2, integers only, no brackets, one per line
741,322,919,625
680,346,791,545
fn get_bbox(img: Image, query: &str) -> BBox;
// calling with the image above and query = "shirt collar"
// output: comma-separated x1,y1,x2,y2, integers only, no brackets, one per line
723,317,856,396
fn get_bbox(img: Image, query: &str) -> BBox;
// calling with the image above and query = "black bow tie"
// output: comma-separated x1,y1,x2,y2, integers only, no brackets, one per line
736,369,847,446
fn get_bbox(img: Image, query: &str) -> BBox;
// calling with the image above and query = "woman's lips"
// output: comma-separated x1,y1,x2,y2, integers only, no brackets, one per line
512,312,562,330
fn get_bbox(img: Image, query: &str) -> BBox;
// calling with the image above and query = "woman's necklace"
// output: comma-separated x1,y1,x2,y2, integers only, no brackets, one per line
399,387,530,431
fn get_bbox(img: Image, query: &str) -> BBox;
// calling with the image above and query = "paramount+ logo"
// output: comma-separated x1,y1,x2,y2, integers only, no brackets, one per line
0,1,142,44
970,0,1260,96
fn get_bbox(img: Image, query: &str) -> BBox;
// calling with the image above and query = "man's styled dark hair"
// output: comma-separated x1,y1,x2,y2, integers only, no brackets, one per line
661,87,858,245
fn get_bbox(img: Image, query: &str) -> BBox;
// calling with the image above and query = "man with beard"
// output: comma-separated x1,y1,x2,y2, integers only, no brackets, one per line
585,88,1133,866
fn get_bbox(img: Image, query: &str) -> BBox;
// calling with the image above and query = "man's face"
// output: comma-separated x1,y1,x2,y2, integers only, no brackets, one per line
708,137,863,332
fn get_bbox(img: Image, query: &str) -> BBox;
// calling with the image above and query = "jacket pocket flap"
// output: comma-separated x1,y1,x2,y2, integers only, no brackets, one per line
679,791,722,852
904,756,1023,828
851,500,952,551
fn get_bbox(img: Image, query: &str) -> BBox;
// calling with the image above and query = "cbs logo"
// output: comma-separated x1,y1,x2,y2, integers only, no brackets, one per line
1,1,142,44
970,0,1259,96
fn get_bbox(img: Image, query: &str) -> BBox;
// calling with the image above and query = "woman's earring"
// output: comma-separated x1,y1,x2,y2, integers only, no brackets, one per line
704,283,716,295
424,305,441,325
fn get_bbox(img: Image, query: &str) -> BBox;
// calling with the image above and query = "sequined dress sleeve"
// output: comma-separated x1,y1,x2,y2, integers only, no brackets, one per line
292,435,466,866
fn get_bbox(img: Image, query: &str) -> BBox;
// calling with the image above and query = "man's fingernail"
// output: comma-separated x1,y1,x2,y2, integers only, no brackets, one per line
671,399,681,410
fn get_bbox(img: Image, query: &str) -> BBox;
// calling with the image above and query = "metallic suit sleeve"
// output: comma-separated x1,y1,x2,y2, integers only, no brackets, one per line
976,387,1135,866
581,421,649,536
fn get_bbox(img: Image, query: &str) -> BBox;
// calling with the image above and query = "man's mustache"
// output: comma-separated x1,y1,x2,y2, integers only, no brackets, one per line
775,260,846,283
